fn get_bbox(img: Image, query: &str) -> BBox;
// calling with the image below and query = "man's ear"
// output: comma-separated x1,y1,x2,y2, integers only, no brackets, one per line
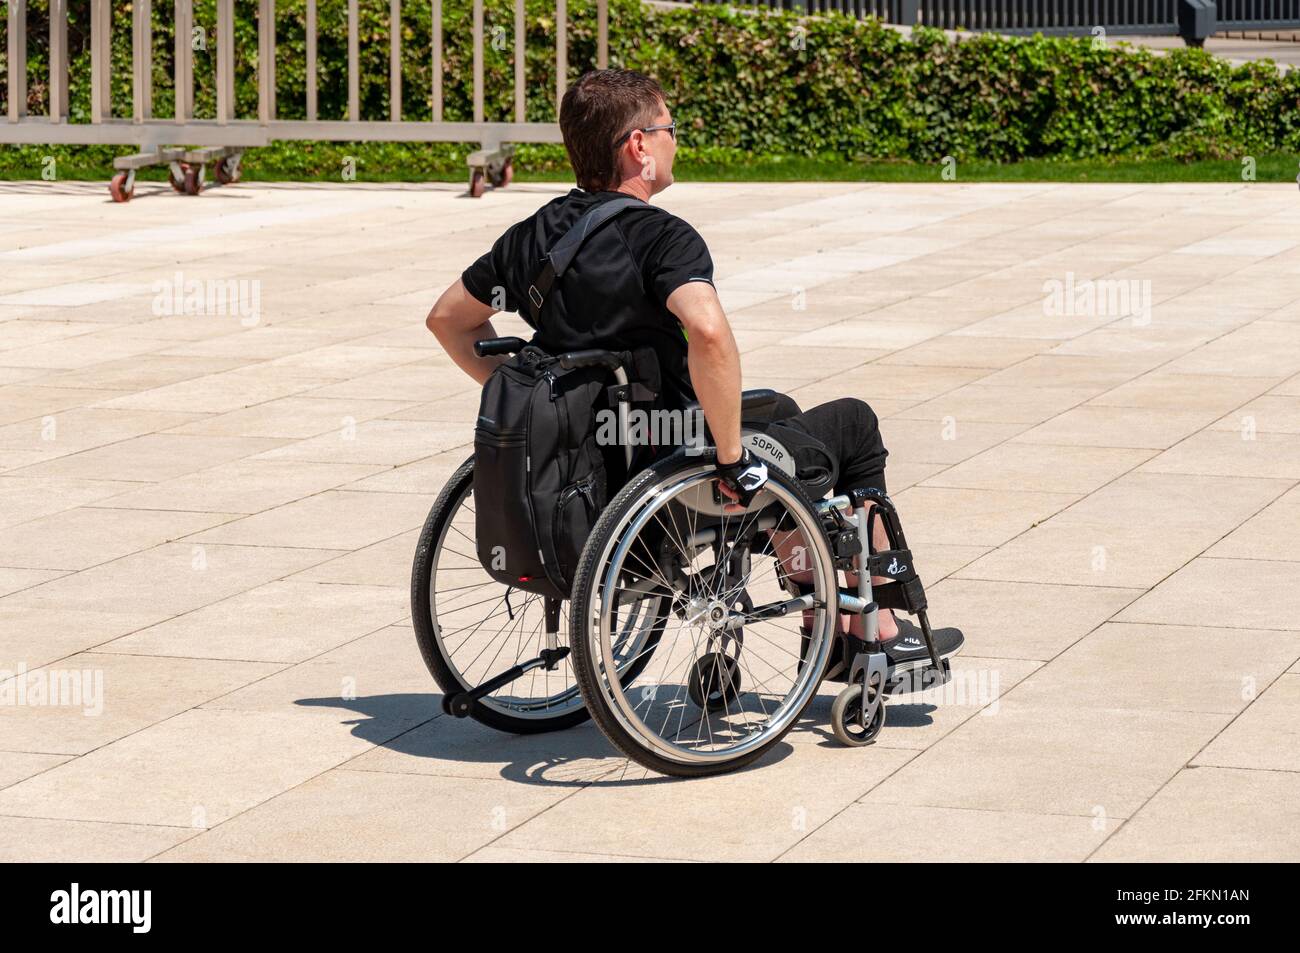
617,133,633,171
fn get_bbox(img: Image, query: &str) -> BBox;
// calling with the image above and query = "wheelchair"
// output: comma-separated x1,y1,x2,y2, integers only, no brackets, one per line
411,339,956,777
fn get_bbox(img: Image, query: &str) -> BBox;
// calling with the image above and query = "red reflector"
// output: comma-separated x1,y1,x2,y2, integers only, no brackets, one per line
518,575,531,582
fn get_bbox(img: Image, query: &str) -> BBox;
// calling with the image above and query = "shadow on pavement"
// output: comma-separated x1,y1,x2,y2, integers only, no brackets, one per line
291,687,942,783
293,690,799,786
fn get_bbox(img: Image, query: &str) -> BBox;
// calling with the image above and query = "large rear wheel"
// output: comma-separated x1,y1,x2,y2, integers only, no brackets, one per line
412,457,587,732
569,451,838,777
412,456,670,734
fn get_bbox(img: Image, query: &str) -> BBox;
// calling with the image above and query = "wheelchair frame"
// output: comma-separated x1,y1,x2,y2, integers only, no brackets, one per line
424,336,953,767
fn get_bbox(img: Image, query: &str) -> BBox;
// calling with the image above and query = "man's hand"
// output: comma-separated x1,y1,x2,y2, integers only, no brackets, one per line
426,279,507,385
666,281,742,464
715,447,769,508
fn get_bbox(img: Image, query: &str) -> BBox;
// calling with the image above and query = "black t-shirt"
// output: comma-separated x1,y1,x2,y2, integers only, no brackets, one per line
461,189,714,409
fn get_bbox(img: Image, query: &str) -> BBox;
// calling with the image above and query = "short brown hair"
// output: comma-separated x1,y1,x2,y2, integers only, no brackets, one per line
559,69,664,192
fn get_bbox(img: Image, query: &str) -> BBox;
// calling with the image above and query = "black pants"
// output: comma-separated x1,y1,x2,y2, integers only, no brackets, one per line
766,395,889,496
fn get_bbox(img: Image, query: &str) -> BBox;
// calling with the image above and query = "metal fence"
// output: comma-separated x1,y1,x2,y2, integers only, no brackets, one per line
720,0,1300,37
2,0,607,150
911,1,1179,35
1217,0,1300,28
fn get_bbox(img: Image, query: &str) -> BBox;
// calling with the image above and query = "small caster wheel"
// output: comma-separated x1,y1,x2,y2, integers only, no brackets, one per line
468,168,486,198
441,693,472,718
215,156,241,185
182,163,204,195
108,171,134,203
831,681,885,746
687,652,741,712
168,166,187,193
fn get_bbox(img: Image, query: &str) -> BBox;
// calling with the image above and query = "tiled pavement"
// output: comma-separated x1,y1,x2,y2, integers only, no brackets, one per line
1,179,1299,862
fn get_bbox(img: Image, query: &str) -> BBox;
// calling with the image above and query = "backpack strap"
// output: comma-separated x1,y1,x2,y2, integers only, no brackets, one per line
527,195,644,322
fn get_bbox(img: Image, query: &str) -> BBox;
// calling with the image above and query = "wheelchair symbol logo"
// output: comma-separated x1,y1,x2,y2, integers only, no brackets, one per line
887,557,907,576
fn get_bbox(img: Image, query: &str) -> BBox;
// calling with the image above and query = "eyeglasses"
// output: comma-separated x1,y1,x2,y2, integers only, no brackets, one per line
613,121,677,149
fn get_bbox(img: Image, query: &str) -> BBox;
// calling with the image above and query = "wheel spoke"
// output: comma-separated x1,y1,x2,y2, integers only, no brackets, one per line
585,466,834,768
422,469,584,720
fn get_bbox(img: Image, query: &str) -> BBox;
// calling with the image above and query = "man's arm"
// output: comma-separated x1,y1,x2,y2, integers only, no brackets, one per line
426,279,507,386
666,281,742,465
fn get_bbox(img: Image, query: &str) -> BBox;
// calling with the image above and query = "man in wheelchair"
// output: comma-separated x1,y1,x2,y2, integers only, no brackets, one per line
422,68,963,774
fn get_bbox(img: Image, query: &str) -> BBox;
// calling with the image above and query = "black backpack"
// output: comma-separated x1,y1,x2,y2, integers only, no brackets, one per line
473,197,645,600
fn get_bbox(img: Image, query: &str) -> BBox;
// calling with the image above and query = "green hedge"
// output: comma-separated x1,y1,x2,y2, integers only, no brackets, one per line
641,8,1300,161
2,1,1298,178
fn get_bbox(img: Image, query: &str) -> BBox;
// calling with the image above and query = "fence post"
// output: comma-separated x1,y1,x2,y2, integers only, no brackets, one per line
50,0,69,122
307,0,317,120
7,0,28,121
598,0,608,68
133,0,153,122
473,0,484,123
897,0,921,25
90,0,110,122
348,0,359,121
1178,0,1217,45
432,0,443,121
557,0,567,108
175,0,193,122
391,0,401,122
259,0,277,122
217,0,234,123
515,0,525,123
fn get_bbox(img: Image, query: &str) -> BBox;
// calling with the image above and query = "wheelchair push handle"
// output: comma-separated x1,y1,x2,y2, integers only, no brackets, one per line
472,339,632,468
557,349,624,372
473,336,528,358
557,349,632,469
474,339,625,376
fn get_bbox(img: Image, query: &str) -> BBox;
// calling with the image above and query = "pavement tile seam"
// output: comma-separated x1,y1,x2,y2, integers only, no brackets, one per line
942,382,1299,590
0,543,349,682
0,812,201,832
0,757,73,792
771,748,932,861
1080,663,1300,861
0,706,441,840
837,581,1235,833
1179,763,1300,777
138,731,571,863
191,618,410,696
458,845,698,863
0,653,297,762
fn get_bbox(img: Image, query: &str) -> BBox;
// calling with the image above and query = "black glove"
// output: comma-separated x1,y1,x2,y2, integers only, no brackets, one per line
715,447,769,507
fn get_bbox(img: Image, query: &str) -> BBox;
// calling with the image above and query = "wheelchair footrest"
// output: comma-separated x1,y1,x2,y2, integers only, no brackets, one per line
886,658,951,696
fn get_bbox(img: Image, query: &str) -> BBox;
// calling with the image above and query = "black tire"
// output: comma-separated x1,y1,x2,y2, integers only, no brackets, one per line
830,681,885,746
410,455,589,734
686,653,742,712
569,449,835,778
